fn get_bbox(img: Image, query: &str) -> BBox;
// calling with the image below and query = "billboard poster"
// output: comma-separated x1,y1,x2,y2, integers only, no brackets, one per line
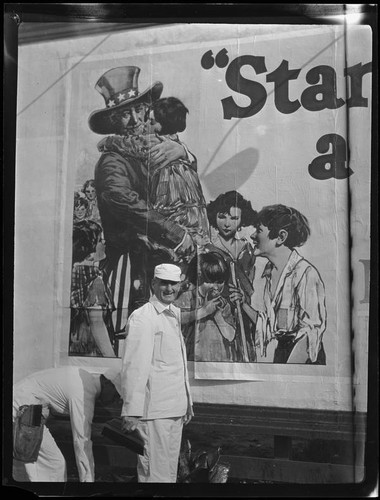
51,24,372,383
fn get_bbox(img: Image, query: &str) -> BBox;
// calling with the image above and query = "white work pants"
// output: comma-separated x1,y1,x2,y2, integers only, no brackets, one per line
137,417,183,482
13,425,67,482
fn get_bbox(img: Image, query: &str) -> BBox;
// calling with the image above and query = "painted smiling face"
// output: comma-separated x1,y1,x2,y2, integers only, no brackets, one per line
112,103,149,136
250,223,276,258
74,204,87,220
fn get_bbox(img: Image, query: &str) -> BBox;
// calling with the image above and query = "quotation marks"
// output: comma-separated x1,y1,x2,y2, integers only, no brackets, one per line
201,49,229,70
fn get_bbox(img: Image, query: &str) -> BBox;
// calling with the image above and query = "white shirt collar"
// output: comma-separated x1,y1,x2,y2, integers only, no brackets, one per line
150,295,178,315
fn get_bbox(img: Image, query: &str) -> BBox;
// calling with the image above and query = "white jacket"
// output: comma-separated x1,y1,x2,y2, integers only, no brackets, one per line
121,296,193,419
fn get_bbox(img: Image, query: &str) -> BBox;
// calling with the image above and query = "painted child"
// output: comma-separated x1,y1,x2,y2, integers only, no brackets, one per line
176,251,237,362
82,179,101,225
229,204,327,364
206,190,258,362
73,194,89,222
147,97,210,248
70,218,116,358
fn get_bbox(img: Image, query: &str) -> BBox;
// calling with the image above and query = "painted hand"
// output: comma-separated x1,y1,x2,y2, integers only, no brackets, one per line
149,136,186,167
176,233,195,263
201,296,223,318
228,284,245,304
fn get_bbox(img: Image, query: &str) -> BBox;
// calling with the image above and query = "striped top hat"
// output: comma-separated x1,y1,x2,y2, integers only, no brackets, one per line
88,66,163,135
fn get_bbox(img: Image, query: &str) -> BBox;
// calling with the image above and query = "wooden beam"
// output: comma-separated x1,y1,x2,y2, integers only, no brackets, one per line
274,436,292,459
223,455,365,483
16,22,165,45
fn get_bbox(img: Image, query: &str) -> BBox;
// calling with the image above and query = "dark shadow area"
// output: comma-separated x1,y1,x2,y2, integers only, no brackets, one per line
201,148,259,199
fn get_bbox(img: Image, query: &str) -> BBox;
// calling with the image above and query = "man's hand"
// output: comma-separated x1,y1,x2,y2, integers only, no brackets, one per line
41,403,50,420
149,136,186,168
182,412,192,426
122,416,140,433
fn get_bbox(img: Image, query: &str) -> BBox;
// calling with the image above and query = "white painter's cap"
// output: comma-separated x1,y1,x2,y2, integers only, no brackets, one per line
154,263,182,282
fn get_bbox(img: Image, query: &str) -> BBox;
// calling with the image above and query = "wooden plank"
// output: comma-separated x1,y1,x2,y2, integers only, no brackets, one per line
56,436,365,484
47,417,366,484
274,436,292,459
17,22,164,45
54,404,366,445
222,455,365,484
90,403,367,442
187,404,367,442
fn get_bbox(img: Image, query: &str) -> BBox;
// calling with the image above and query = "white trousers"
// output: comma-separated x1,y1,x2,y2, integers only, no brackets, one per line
13,425,67,482
137,417,184,483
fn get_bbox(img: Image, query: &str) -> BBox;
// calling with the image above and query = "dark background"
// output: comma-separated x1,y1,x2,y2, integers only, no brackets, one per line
3,3,378,498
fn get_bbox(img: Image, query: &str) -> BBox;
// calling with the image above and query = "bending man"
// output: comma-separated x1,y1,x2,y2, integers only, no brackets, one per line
13,366,121,482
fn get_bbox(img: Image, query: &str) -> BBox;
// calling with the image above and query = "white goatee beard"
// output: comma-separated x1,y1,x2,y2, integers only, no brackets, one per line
123,122,148,137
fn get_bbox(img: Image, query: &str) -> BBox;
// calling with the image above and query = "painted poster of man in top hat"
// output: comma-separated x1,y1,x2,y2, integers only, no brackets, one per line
75,65,200,355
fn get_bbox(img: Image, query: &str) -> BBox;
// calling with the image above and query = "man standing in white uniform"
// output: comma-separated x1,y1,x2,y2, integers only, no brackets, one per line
121,263,193,482
13,366,121,482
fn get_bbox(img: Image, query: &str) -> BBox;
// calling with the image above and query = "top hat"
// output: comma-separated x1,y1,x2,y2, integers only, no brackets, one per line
88,66,163,135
